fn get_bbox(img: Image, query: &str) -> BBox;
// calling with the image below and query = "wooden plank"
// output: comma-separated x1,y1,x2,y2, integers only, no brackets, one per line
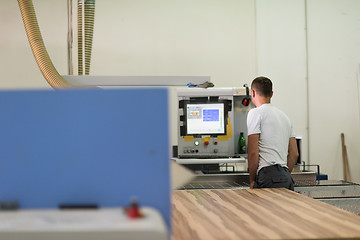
341,133,352,182
172,188,360,240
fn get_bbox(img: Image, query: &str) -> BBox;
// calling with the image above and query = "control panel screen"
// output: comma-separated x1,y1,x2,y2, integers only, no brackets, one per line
186,103,225,135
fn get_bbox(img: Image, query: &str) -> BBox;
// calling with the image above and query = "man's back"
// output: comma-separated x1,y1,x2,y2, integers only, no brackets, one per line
247,76,298,190
247,103,295,173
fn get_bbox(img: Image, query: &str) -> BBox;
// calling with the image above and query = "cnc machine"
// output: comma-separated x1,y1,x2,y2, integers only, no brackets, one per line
174,87,252,172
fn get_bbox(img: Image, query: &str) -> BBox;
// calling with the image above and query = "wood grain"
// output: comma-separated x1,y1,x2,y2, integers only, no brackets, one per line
172,188,360,240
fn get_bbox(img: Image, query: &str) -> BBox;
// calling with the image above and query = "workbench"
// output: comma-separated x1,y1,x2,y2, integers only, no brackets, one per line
172,188,360,239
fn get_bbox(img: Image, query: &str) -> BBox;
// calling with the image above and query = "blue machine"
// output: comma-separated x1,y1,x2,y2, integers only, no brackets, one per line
0,89,170,230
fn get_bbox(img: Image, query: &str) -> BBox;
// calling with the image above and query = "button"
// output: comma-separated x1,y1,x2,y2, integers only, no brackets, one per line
214,141,218,145
214,149,218,153
194,141,199,146
204,141,209,146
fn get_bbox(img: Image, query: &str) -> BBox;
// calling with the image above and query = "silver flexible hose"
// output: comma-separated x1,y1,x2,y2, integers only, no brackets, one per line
77,0,83,75
84,0,95,75
18,0,75,88
78,0,95,75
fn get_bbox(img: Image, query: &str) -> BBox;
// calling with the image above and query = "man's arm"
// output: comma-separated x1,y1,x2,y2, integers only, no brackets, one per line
287,137,299,172
248,134,259,189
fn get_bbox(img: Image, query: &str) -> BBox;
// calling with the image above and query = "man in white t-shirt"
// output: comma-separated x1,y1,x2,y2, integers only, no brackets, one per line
247,76,299,190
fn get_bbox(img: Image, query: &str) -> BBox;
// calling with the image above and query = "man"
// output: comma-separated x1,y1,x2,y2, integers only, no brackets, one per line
247,76,299,190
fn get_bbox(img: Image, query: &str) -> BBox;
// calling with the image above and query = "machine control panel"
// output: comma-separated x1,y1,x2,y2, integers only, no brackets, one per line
177,88,251,159
180,136,230,158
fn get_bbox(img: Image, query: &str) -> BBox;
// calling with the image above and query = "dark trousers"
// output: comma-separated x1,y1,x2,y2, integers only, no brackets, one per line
254,164,295,191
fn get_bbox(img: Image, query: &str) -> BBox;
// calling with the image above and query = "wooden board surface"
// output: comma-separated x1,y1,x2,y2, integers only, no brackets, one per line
172,188,360,239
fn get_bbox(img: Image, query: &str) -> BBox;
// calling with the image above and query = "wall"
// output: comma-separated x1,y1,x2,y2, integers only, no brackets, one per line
1,0,257,85
307,0,360,182
256,0,308,165
91,0,257,86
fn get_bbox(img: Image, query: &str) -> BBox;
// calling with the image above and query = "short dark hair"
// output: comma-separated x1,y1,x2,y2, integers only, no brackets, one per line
251,76,273,97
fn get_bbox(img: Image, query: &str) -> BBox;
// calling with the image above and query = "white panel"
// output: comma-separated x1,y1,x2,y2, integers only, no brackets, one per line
0,207,167,240
62,75,210,86
307,0,360,183
256,0,308,163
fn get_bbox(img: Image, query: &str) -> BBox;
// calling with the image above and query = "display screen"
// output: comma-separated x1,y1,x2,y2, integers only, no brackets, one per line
186,103,225,135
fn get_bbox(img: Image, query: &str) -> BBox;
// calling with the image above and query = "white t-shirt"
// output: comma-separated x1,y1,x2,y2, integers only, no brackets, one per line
247,103,295,174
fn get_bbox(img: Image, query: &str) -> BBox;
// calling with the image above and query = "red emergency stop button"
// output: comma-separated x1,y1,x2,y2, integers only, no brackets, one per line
204,141,209,146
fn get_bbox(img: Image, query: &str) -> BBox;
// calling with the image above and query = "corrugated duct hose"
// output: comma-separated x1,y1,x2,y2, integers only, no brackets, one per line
78,0,95,75
77,1,83,76
18,0,76,88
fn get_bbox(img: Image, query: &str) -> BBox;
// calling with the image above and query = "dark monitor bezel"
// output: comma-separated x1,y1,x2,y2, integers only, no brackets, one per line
182,101,229,136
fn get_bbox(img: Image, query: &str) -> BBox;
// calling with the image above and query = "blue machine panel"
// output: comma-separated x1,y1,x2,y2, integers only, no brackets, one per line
0,89,170,228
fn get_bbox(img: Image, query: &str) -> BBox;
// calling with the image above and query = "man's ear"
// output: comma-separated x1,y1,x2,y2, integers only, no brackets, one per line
251,89,256,98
